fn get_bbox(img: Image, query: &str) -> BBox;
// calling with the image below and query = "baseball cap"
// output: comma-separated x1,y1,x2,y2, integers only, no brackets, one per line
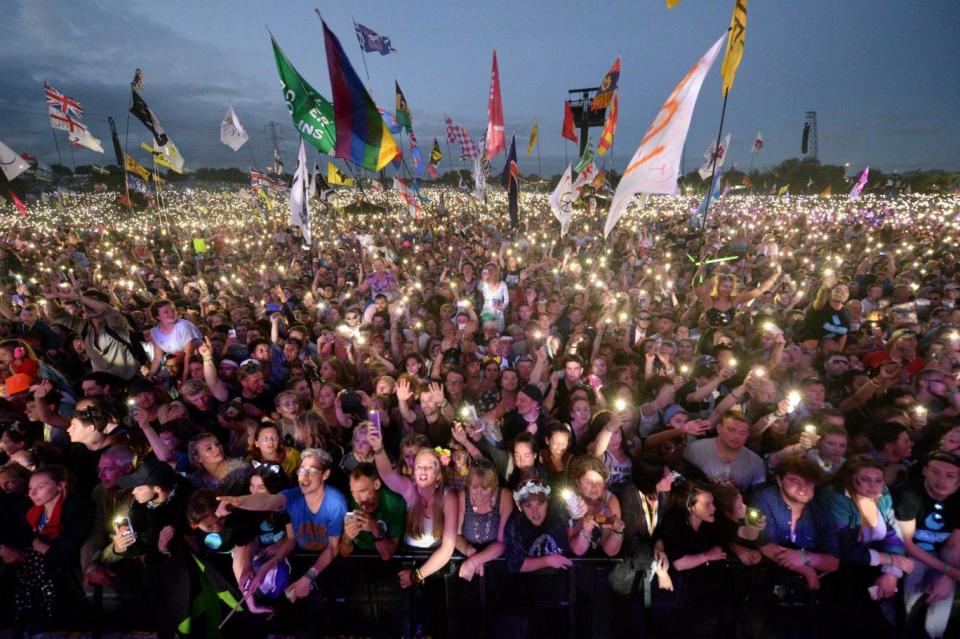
0,374,33,397
927,451,960,470
117,459,178,489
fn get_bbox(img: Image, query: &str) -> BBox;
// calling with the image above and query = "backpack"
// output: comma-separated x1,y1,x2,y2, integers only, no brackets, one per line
82,322,150,367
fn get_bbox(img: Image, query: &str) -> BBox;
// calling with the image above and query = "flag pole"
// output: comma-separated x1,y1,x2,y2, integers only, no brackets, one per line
694,91,730,262
350,16,372,82
49,125,64,170
536,128,542,179
123,89,132,210
442,114,455,176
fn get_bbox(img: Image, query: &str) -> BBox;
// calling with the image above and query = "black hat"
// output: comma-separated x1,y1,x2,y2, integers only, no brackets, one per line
519,383,543,403
127,377,156,396
927,451,960,470
117,459,178,489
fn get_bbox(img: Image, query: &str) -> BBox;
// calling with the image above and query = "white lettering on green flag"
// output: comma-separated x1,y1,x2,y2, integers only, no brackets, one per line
271,36,336,154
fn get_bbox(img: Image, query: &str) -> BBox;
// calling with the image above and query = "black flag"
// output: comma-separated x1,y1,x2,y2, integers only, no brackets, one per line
500,135,519,228
129,89,168,147
801,123,810,154
108,116,124,166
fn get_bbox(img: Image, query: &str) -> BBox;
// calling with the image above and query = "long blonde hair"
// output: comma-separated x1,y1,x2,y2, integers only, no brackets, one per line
709,273,739,298
406,448,445,541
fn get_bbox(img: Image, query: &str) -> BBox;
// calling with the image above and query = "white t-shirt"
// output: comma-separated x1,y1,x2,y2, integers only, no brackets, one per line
150,318,202,354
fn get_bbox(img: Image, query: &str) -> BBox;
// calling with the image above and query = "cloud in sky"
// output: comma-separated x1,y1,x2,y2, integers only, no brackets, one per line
1,0,958,175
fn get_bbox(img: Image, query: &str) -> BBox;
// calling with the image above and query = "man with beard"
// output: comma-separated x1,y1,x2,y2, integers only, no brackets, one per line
216,449,347,603
914,368,960,418
339,463,404,560
752,457,839,589
108,460,193,638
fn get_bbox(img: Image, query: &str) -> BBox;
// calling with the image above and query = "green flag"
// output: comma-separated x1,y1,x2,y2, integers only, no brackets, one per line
574,136,594,173
271,36,336,154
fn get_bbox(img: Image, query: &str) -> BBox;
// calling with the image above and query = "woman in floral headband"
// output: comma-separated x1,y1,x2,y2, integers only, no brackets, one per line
503,479,583,573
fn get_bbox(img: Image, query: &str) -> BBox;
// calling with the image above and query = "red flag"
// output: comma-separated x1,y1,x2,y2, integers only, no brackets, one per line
7,188,27,217
562,101,578,143
485,50,505,160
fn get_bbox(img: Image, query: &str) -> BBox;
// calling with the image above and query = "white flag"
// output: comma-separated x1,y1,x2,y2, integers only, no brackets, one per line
69,128,104,153
549,165,575,237
605,33,727,238
0,139,31,181
472,154,486,200
752,130,763,153
698,133,731,180
220,105,248,151
289,140,311,245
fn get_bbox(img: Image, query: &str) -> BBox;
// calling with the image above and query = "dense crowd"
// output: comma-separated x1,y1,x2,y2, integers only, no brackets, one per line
0,185,959,638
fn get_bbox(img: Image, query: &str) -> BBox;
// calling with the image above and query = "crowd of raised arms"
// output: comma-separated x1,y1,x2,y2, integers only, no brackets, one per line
0,187,959,638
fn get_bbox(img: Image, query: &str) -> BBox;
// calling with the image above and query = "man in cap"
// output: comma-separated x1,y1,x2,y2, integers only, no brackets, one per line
500,383,562,448
108,459,193,638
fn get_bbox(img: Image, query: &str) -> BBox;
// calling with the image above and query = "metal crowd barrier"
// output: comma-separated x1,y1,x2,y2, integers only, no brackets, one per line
87,551,819,638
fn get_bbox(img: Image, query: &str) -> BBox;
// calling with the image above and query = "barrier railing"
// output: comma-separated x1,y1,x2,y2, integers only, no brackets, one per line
87,551,824,638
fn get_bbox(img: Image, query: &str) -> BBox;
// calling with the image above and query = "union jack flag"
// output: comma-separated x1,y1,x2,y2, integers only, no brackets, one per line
44,82,83,118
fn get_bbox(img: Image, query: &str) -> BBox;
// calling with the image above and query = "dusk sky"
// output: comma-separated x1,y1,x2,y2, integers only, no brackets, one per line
1,0,958,177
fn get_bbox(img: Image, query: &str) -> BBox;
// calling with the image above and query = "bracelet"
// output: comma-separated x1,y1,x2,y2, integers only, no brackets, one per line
202,357,214,363
414,568,425,584
610,529,624,536
305,566,320,582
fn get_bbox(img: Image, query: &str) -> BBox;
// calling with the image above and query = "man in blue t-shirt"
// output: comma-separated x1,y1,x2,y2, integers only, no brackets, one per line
217,448,347,602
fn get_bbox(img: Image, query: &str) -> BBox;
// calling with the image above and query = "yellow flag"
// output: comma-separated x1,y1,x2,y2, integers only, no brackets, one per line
141,141,185,174
820,185,832,198
256,187,273,210
666,0,683,7
327,161,355,186
125,155,150,180
527,121,538,156
778,184,790,197
720,0,748,96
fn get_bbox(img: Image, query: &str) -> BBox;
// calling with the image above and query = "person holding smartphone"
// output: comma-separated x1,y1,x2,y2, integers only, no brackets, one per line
567,456,625,558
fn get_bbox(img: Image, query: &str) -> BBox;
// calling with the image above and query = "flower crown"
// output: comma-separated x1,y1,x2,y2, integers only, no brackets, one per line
513,480,551,504
434,447,451,467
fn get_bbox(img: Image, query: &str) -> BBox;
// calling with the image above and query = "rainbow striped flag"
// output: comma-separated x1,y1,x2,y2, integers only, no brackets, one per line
322,20,399,171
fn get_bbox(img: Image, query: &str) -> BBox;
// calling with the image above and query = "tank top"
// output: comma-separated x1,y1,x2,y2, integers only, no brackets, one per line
603,450,633,490
405,515,438,549
462,490,501,546
705,306,736,328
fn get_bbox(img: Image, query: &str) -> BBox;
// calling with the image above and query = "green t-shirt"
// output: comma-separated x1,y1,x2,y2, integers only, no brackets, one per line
347,487,406,551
